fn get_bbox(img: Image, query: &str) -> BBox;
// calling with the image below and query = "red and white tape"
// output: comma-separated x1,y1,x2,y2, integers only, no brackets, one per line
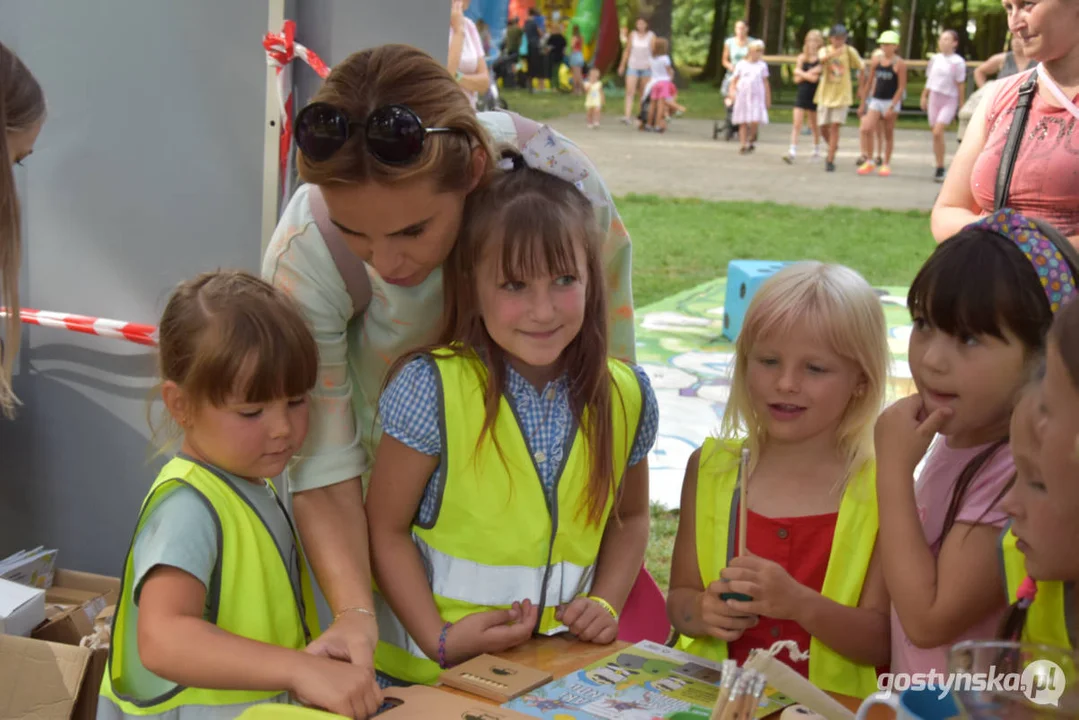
3,308,158,347
263,20,330,202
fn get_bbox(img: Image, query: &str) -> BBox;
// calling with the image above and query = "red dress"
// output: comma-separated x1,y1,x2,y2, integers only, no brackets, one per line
726,509,838,679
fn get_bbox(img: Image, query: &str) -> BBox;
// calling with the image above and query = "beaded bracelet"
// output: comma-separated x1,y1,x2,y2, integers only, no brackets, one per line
437,621,453,669
588,595,619,620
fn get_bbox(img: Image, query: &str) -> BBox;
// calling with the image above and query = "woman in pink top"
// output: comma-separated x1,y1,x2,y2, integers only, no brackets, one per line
931,0,1079,245
874,209,1072,676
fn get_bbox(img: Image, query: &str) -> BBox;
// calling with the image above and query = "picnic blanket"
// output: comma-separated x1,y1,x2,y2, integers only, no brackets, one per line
638,277,916,508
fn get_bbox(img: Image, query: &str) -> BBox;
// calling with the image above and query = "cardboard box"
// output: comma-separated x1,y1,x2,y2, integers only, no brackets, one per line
0,634,90,719
0,569,120,720
35,570,120,647
0,577,46,637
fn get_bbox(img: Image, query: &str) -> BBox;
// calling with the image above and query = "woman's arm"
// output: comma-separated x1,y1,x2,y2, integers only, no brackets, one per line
722,41,733,72
262,212,379,660
589,460,650,612
975,53,1005,88
619,33,631,74
930,79,999,241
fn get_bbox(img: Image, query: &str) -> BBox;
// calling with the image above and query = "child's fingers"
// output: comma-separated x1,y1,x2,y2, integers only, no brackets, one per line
559,597,588,627
576,612,613,643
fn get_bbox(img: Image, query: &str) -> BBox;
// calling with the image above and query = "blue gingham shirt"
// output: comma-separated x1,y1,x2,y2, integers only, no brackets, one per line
379,356,660,526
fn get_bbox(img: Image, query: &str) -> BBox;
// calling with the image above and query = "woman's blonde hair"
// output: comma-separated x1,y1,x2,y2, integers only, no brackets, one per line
720,262,889,484
803,29,824,58
298,44,496,191
0,43,45,418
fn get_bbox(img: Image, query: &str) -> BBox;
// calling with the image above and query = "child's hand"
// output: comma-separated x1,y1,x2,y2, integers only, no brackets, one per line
721,555,808,621
875,394,951,475
444,601,537,666
292,653,384,719
920,92,928,112
698,580,758,641
556,596,618,644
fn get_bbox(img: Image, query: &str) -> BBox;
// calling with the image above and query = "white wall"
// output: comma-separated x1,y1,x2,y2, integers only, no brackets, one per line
0,0,446,579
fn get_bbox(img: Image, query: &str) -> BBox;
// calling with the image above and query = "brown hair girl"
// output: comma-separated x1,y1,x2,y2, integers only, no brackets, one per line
0,43,46,417
154,270,318,445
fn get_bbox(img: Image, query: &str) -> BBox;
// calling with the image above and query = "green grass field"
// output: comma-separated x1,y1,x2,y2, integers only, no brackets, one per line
502,79,934,131
622,196,933,590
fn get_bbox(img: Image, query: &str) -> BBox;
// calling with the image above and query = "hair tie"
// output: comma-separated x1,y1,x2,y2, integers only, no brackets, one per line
497,150,528,172
1017,575,1038,607
968,209,1079,314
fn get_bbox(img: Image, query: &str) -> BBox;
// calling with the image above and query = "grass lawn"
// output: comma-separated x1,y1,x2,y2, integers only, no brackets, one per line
501,80,934,131
622,196,933,590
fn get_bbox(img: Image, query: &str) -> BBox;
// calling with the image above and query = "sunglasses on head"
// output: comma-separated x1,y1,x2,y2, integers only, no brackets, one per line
294,102,467,165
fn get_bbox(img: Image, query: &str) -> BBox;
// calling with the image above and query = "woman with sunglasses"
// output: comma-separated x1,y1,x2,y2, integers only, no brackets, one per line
261,43,636,691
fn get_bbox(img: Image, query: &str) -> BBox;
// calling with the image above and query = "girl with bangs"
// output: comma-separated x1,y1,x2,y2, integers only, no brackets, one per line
99,271,384,720
668,262,891,699
365,155,658,687
874,209,1075,677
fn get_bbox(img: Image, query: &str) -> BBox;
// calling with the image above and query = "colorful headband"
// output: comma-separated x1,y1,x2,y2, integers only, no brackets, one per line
970,209,1079,314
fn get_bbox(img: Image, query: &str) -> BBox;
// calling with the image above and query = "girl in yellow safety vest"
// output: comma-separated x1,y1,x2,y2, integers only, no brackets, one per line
99,271,383,720
873,210,1074,679
365,149,659,687
999,294,1079,650
668,261,892,699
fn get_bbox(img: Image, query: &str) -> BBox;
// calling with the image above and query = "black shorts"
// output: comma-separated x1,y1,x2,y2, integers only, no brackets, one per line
795,82,818,111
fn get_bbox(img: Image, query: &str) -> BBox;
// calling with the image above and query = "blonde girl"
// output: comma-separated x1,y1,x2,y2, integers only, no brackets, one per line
668,262,890,699
729,40,771,154
786,30,823,163
366,155,659,687
99,271,383,720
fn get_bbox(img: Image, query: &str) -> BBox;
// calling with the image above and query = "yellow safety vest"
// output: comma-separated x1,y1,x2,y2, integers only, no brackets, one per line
375,351,644,685
1000,525,1074,650
673,439,880,699
100,456,321,716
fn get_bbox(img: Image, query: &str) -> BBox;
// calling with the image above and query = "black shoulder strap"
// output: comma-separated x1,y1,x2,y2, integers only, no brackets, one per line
308,185,372,319
995,72,1039,211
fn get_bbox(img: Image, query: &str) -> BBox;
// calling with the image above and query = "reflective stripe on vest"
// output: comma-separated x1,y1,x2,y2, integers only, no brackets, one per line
673,438,880,699
999,525,1074,650
375,351,644,685
100,456,321,716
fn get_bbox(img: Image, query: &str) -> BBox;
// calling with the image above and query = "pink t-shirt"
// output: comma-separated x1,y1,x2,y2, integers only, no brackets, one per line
890,438,1014,676
925,53,966,97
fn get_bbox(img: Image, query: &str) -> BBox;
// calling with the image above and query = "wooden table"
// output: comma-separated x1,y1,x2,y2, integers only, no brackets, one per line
440,636,894,718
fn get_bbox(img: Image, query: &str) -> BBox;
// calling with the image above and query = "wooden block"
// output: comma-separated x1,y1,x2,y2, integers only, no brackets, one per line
439,654,554,703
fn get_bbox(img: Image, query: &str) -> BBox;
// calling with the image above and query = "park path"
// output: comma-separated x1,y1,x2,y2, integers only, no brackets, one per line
546,113,956,212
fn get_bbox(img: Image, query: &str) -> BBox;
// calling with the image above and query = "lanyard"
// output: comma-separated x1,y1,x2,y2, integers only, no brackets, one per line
1036,64,1079,122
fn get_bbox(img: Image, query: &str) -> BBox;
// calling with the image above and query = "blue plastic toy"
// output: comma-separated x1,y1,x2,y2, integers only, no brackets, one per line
723,260,791,341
